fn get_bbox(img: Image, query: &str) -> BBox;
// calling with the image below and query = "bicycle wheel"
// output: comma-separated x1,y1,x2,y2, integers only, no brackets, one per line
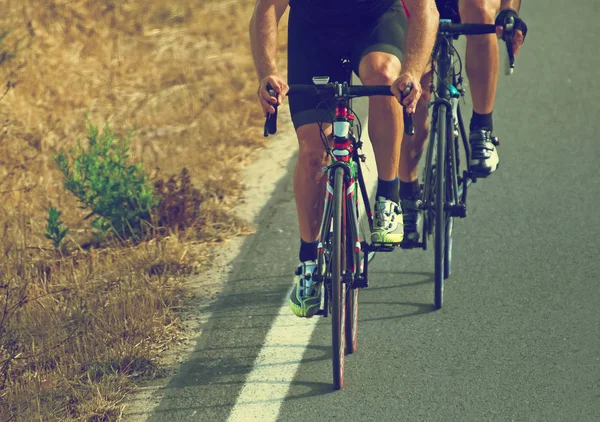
422,108,439,250
345,271,358,354
434,105,447,310
331,167,346,390
444,212,454,279
345,194,359,355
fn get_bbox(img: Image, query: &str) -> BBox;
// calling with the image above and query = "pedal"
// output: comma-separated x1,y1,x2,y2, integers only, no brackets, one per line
399,240,424,250
368,244,397,252
448,204,467,218
353,276,369,289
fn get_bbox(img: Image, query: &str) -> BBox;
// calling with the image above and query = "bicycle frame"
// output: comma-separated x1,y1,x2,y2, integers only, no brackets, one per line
423,24,472,234
316,87,373,306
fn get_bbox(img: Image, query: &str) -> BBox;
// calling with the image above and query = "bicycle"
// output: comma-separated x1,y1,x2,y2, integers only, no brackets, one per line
263,59,413,390
412,19,518,310
260,16,518,390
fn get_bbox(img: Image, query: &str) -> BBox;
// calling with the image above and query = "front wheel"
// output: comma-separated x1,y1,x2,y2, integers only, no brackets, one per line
331,167,346,389
434,106,447,310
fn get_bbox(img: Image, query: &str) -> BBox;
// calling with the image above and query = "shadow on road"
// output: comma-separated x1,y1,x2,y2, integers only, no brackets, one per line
137,144,437,420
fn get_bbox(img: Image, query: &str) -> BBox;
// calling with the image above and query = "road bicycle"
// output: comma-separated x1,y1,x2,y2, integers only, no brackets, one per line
410,19,518,310
263,58,412,390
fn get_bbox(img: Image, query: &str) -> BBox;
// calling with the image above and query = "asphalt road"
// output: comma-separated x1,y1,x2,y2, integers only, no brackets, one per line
141,2,600,420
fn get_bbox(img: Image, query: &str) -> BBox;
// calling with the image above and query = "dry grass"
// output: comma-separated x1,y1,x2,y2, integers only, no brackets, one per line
0,0,288,420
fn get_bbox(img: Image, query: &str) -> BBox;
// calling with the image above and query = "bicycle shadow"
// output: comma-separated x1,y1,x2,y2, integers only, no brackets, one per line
130,132,436,419
358,270,436,321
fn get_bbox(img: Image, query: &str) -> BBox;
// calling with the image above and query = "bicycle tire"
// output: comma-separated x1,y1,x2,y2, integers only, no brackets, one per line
345,197,359,355
345,278,358,354
331,167,346,390
434,105,447,310
444,133,459,279
444,213,454,279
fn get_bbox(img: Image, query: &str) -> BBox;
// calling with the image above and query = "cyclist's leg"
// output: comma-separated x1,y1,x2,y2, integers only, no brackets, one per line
459,0,501,121
288,7,343,249
288,7,344,317
293,123,332,245
359,53,402,183
398,68,433,185
398,68,432,244
352,1,408,246
459,0,502,175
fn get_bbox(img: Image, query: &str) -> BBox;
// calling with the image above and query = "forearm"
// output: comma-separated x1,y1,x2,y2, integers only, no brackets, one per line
402,4,439,77
500,0,521,12
249,4,281,80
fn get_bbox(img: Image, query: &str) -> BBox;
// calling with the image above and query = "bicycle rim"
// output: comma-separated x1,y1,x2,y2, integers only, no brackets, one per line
434,106,446,310
331,167,346,389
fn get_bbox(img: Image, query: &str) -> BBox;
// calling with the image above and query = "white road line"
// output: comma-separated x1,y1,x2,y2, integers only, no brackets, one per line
227,287,320,422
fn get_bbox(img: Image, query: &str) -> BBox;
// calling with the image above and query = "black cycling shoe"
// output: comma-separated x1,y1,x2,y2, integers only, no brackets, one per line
469,129,500,177
400,198,422,249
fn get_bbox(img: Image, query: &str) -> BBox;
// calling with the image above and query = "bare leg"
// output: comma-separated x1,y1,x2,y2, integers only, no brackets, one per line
293,123,331,242
459,0,501,115
399,69,433,183
358,52,404,182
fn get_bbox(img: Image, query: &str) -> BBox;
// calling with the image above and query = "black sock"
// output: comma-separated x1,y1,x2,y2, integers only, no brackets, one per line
399,180,420,200
470,111,493,132
375,177,400,204
299,239,318,262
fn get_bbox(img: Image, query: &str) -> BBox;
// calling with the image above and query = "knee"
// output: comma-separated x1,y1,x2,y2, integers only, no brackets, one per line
359,52,401,86
459,0,498,24
413,82,432,136
418,86,432,108
297,128,329,172
298,147,328,172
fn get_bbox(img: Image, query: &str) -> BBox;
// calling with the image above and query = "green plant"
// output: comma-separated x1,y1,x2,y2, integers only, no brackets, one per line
54,118,159,242
44,207,69,249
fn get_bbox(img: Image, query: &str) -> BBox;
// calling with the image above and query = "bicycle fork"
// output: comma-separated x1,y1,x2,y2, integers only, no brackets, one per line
314,122,366,315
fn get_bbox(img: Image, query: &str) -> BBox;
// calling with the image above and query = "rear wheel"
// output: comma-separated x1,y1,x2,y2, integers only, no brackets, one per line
331,167,346,390
345,278,358,354
444,214,454,279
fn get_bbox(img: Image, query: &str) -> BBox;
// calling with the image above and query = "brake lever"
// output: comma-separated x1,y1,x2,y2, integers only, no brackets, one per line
502,17,516,75
402,84,415,136
263,88,279,137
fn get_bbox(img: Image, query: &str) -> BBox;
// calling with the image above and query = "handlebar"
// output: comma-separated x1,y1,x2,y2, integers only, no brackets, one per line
264,83,414,137
438,20,517,75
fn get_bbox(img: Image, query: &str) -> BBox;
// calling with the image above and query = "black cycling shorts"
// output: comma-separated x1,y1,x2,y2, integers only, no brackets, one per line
436,0,461,23
287,1,408,129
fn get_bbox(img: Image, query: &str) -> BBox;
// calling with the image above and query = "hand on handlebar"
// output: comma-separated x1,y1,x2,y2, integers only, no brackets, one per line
391,75,418,135
257,74,289,116
391,73,421,114
495,8,528,56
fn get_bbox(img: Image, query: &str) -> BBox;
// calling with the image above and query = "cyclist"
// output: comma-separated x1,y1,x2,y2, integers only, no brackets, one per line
398,0,527,246
250,0,439,317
